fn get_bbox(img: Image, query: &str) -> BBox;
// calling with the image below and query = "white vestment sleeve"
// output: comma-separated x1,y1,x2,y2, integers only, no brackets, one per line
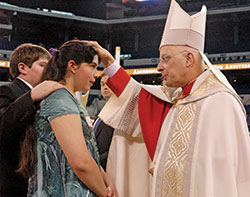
104,60,120,78
99,77,143,138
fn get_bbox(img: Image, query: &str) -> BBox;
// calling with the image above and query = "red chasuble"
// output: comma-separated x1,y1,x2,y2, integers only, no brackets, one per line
107,67,195,161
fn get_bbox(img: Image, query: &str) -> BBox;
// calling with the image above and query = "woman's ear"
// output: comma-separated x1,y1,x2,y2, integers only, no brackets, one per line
68,60,79,74
17,62,28,75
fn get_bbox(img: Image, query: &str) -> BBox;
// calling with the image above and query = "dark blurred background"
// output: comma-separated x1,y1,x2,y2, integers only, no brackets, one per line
0,0,249,124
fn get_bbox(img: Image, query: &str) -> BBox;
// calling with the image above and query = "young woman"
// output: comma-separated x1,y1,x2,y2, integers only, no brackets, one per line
19,40,116,197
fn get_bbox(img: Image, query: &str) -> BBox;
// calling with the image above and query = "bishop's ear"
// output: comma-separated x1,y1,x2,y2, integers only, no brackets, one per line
185,52,195,67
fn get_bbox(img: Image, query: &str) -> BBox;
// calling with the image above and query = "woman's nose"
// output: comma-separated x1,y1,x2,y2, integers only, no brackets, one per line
93,69,99,79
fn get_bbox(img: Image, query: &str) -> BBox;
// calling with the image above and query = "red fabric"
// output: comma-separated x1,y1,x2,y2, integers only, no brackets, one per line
106,66,195,161
175,80,196,104
138,81,195,161
106,67,131,97
138,89,172,160
183,80,196,97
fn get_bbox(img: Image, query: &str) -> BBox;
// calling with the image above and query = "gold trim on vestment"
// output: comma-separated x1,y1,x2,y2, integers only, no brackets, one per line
190,74,225,98
161,103,196,196
160,73,225,196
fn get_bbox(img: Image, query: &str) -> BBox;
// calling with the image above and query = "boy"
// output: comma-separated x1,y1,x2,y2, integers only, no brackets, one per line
0,43,63,196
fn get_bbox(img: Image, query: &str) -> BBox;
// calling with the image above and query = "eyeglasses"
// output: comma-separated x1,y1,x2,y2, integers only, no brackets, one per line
160,50,187,64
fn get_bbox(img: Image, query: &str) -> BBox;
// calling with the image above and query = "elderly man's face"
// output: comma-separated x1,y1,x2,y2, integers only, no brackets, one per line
157,45,188,87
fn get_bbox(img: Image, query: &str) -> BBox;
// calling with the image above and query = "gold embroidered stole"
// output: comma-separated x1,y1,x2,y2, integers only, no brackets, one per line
160,74,226,196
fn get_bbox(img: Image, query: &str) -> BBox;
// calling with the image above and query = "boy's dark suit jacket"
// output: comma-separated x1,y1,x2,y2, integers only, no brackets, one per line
95,118,114,170
0,78,39,197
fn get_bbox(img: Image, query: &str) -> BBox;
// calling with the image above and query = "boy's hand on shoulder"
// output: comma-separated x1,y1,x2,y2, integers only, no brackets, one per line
31,81,64,102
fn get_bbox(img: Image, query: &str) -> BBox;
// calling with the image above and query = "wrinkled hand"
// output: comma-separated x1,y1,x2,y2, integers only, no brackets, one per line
31,80,64,102
82,40,115,68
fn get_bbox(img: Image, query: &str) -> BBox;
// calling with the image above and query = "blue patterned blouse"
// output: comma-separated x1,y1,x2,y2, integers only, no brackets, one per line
28,88,100,197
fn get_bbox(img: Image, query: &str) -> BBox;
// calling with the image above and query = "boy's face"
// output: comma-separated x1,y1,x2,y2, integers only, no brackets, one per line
100,75,112,100
26,57,49,87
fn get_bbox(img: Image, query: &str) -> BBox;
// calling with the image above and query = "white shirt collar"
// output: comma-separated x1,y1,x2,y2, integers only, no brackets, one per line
17,77,33,89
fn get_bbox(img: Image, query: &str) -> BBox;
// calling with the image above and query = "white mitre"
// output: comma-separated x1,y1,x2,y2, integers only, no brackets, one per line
160,0,207,52
160,0,238,95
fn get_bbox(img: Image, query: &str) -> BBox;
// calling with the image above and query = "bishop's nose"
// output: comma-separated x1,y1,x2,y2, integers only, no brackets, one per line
157,61,164,73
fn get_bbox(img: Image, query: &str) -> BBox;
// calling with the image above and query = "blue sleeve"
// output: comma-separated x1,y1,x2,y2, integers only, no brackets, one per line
39,88,79,121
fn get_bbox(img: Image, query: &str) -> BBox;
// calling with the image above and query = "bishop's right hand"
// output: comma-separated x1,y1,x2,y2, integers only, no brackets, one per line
82,40,115,68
